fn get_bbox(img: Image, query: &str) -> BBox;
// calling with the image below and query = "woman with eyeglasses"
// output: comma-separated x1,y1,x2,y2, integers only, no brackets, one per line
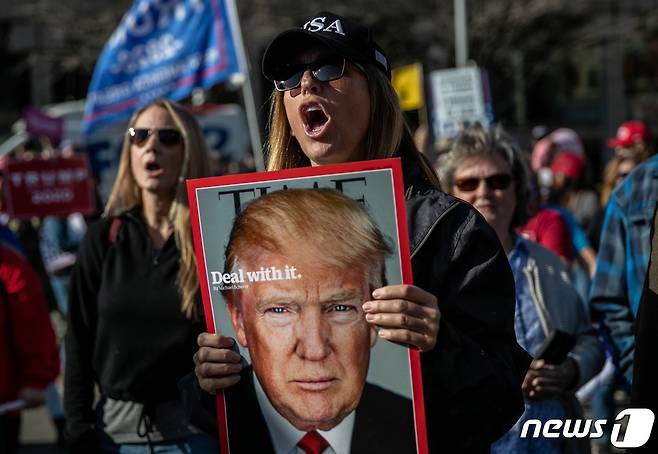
190,11,531,453
64,99,217,453
437,124,603,454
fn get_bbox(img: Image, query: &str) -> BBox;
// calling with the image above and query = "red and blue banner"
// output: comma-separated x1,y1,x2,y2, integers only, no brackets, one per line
82,0,241,134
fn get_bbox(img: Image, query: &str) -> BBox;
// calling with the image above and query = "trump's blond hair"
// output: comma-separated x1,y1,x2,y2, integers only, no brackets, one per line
224,188,392,295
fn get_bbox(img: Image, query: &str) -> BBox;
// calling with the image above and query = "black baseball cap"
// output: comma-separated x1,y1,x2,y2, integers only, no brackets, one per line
262,11,391,82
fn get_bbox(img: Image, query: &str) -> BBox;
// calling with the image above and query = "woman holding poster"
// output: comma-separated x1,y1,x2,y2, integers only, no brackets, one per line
64,99,217,453
192,11,531,453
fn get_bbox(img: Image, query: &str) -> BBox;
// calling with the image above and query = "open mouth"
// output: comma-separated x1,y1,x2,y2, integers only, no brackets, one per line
301,103,330,138
145,161,163,174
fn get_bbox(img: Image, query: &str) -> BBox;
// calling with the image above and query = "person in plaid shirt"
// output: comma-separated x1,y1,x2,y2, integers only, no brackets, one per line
590,152,658,386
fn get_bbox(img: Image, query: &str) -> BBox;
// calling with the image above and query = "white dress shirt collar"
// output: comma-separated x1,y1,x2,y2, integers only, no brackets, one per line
253,372,355,454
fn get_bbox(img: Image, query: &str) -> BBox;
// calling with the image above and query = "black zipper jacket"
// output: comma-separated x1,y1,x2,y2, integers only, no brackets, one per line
403,161,530,452
64,207,205,448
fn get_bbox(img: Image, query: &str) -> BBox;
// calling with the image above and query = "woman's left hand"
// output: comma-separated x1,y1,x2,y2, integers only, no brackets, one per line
362,284,440,352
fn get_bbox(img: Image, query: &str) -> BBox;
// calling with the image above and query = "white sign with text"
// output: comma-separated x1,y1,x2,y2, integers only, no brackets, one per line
430,66,490,138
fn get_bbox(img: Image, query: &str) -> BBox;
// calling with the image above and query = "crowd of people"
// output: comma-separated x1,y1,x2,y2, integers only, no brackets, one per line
1,9,657,454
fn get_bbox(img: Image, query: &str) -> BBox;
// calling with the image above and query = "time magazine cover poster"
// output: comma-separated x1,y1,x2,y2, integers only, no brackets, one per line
187,158,427,454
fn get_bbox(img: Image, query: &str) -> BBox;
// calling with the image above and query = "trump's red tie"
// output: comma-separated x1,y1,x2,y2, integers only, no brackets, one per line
297,431,329,454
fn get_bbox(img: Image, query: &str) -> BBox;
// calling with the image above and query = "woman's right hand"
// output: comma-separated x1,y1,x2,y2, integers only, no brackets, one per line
194,333,243,394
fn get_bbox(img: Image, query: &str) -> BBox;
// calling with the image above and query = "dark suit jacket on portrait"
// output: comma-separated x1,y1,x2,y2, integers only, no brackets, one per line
180,367,416,453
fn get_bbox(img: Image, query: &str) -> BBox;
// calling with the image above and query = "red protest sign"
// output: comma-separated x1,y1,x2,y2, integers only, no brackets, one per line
2,156,96,218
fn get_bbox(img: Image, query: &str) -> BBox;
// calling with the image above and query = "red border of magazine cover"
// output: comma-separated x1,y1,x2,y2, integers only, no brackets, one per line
187,158,427,454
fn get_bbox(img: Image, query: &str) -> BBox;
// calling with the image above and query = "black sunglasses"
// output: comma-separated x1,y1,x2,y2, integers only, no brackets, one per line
127,128,183,146
454,174,513,192
274,56,346,92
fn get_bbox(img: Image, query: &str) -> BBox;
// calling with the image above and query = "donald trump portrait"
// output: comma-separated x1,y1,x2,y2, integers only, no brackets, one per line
220,188,415,454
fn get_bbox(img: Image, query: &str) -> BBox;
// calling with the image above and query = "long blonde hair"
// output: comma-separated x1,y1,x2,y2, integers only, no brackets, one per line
104,99,210,319
265,62,440,188
599,155,642,208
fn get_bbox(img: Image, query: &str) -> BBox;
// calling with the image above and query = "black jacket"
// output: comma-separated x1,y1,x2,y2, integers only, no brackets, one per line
403,161,530,452
64,208,205,448
183,161,530,453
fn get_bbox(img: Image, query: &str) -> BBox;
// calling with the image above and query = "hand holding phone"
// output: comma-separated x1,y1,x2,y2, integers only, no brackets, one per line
535,329,576,364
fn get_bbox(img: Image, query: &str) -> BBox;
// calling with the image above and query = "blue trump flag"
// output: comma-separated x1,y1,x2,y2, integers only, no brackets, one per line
82,0,241,134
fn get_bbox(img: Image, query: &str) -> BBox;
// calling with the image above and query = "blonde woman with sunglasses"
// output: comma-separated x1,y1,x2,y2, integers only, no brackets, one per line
64,99,217,453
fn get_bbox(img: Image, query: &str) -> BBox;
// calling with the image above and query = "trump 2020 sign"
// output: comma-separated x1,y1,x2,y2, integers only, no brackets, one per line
2,156,96,219
82,0,241,134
